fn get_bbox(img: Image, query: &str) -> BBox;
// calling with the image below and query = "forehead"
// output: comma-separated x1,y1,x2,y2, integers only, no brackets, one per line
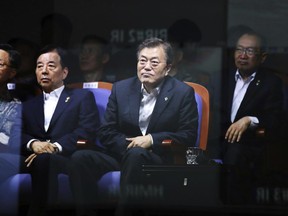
139,46,165,59
37,51,61,63
83,39,102,46
82,42,102,50
0,49,9,62
237,35,261,48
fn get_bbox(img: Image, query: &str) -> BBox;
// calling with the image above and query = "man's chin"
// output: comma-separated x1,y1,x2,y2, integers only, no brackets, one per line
140,78,151,83
40,83,50,90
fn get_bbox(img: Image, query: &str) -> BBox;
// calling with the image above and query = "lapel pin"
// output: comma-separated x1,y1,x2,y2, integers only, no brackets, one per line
256,80,260,86
164,97,168,101
65,97,70,103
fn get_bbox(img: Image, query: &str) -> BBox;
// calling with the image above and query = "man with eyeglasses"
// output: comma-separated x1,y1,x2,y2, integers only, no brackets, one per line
68,35,113,84
0,45,100,216
69,37,198,215
0,44,22,215
0,44,21,152
221,31,284,205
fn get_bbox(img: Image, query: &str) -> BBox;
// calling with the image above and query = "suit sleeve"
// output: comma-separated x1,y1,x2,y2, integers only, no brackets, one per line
258,75,284,131
19,90,100,156
98,85,128,160
55,91,100,155
150,87,198,150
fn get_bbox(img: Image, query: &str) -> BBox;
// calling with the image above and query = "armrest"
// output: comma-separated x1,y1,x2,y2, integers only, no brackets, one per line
256,128,265,137
77,139,94,149
161,139,186,165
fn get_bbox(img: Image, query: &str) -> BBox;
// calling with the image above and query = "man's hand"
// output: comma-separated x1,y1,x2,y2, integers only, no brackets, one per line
225,116,251,143
126,135,152,149
25,153,37,167
26,141,59,167
31,141,58,154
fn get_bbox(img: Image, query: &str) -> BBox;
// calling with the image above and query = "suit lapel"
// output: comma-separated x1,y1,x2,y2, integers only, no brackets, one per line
48,89,71,131
228,78,237,116
35,95,46,131
147,78,173,132
240,73,262,108
128,80,142,126
236,72,262,118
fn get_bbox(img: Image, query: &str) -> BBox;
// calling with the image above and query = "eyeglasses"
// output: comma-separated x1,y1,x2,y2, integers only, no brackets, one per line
138,58,163,68
235,47,260,57
80,48,101,56
0,62,10,69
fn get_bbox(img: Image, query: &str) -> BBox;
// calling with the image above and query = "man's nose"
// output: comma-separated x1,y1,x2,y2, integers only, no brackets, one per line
144,61,153,69
239,52,248,58
41,65,48,73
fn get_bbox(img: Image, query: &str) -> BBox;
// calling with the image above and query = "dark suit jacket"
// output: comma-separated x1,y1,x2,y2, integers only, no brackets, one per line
221,67,284,145
98,76,198,161
10,87,100,156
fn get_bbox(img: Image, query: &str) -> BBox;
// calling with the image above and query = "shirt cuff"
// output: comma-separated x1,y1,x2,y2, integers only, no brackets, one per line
53,142,62,152
27,139,39,151
27,140,62,153
148,134,153,145
248,116,259,128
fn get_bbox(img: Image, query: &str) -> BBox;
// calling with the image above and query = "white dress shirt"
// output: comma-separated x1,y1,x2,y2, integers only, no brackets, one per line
231,70,259,126
139,84,160,135
27,86,64,152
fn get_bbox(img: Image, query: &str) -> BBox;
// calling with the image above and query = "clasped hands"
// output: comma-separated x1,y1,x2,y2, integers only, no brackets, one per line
25,141,58,167
225,116,251,143
126,134,152,149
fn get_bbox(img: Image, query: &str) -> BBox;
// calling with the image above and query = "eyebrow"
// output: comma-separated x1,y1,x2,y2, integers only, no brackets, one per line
236,46,258,49
139,56,160,60
37,60,56,64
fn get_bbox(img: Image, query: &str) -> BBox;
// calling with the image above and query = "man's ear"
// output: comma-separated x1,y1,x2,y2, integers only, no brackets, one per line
261,52,268,64
62,67,69,80
165,64,172,76
8,68,17,79
102,54,110,64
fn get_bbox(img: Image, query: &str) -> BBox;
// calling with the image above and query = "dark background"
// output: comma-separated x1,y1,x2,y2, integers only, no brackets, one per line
1,0,288,209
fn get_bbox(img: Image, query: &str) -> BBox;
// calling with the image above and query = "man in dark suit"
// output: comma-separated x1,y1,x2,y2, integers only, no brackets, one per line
221,31,284,204
69,37,199,215
0,45,99,216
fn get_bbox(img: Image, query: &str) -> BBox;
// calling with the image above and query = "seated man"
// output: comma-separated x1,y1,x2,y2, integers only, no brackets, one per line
220,31,284,204
0,44,22,216
0,44,21,153
0,45,100,216
69,37,199,215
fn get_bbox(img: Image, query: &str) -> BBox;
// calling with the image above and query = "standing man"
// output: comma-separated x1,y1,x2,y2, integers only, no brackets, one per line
70,37,198,215
221,31,284,204
0,45,99,216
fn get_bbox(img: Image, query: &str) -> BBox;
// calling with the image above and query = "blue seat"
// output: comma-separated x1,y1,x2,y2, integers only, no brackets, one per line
0,81,210,211
67,82,206,202
89,89,205,201
58,87,116,205
0,83,115,211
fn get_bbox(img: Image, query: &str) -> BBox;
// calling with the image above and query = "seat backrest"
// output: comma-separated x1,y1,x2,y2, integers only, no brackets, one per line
67,81,112,123
184,82,210,150
87,88,111,124
67,81,113,148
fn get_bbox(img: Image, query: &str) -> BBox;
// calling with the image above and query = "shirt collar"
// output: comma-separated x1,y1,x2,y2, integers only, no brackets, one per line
235,70,256,82
43,86,65,100
141,83,161,97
